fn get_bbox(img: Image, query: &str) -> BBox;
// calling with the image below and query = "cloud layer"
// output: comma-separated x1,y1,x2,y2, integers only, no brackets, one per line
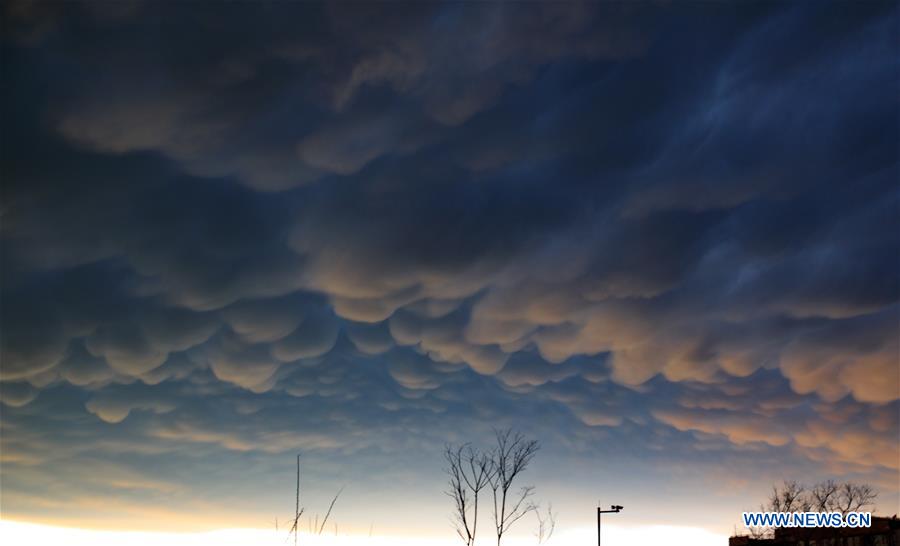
1,0,898,534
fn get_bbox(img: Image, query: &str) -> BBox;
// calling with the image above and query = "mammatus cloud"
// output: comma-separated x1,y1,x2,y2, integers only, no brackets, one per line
1,0,898,532
86,389,177,424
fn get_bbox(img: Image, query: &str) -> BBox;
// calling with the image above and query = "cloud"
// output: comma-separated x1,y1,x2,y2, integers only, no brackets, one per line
654,408,795,447
0,312,68,381
0,382,39,407
82,307,217,377
779,308,900,403
297,113,422,175
345,321,395,355
86,389,177,424
203,334,282,392
271,308,340,362
222,296,309,344
1,0,898,530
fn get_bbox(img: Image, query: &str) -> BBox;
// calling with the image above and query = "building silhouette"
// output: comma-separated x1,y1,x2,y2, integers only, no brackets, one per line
729,516,900,546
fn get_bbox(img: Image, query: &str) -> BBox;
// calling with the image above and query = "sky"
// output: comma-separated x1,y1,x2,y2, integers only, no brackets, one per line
1,1,898,545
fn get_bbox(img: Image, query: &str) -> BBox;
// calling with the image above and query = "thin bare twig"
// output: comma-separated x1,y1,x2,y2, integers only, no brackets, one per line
318,487,344,535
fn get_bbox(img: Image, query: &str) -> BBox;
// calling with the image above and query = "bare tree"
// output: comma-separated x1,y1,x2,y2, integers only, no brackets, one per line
745,480,809,538
533,503,557,545
766,479,876,515
445,444,495,546
466,445,495,545
488,429,540,546
745,524,769,540
744,479,878,539
834,482,877,515
768,480,812,513
446,444,475,546
810,479,839,512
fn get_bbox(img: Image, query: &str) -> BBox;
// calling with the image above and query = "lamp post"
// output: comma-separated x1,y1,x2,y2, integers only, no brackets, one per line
597,504,623,546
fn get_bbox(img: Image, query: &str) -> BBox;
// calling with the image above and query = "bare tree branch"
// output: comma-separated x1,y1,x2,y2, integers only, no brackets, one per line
466,445,495,546
768,480,810,513
286,454,305,546
317,487,343,535
488,428,540,546
533,503,557,545
810,479,838,512
746,479,879,539
836,482,877,515
446,444,475,546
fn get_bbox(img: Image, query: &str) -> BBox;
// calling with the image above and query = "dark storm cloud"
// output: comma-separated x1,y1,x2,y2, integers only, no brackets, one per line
1,0,898,527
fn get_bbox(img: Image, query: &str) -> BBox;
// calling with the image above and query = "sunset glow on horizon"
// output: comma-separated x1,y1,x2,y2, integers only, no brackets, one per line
0,520,726,546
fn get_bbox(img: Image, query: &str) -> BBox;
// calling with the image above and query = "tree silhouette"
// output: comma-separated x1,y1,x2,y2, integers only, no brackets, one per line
533,503,557,545
444,428,543,546
745,479,878,538
488,429,540,546
445,444,494,546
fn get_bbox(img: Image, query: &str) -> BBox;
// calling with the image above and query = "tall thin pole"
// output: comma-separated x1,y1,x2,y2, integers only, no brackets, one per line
295,454,300,546
597,507,601,546
597,505,622,546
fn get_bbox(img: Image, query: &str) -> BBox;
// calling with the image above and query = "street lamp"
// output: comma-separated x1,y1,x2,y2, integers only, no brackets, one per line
597,504,623,546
